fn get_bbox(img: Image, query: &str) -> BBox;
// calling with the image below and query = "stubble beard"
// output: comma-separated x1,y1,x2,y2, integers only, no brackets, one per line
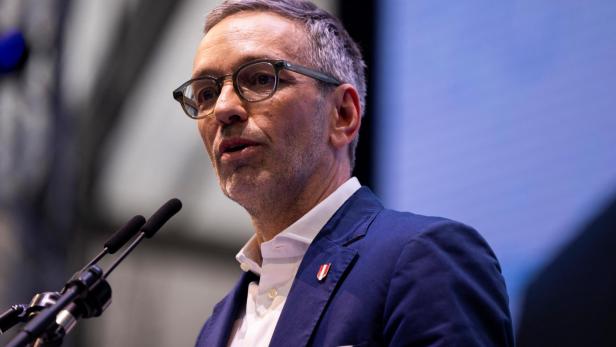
214,94,330,230
218,121,327,224
217,137,323,222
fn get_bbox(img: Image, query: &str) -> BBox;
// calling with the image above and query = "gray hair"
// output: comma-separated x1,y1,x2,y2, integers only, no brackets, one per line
204,0,366,169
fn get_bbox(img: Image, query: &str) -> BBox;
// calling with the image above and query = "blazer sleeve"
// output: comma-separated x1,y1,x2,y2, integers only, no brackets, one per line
382,220,514,347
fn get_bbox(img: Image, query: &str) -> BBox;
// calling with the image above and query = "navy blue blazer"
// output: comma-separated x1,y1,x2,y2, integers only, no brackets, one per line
196,188,514,346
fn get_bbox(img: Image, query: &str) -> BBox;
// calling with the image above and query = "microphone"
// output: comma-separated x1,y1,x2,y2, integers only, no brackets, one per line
1,215,146,336
44,200,182,342
80,215,146,272
142,198,183,238
105,215,147,253
104,198,182,278
4,199,182,346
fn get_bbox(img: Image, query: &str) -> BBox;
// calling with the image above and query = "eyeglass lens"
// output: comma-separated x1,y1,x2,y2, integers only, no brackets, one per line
183,61,278,118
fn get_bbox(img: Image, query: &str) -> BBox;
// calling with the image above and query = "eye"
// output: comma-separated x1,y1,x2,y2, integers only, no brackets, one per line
198,87,217,103
255,73,275,86
236,62,278,100
243,71,275,88
191,81,218,107
238,62,277,89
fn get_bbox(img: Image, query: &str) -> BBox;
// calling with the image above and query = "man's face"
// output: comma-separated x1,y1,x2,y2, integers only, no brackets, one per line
193,11,334,215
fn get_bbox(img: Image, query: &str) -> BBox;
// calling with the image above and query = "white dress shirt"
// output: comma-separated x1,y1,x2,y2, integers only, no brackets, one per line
228,177,361,347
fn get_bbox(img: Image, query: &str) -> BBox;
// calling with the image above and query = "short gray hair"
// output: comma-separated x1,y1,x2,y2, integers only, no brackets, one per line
204,0,366,169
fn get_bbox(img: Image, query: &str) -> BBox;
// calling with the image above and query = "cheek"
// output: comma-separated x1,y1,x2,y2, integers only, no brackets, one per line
281,100,326,142
272,98,311,129
197,120,216,156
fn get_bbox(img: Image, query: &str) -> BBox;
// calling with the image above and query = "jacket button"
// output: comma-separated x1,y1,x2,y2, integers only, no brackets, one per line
267,288,278,299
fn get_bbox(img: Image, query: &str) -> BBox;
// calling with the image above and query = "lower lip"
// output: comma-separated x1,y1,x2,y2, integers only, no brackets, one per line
220,145,260,162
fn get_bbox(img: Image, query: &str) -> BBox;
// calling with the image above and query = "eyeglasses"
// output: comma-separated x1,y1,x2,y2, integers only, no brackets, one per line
172,59,341,119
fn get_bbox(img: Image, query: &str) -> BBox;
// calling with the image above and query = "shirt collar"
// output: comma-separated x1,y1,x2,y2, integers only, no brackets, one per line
236,177,361,275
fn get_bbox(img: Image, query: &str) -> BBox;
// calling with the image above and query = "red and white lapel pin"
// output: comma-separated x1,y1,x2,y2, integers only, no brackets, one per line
317,263,331,282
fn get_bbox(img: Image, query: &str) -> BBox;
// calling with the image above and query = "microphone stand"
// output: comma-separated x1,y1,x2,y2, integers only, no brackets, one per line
5,265,111,347
2,198,182,347
0,305,28,334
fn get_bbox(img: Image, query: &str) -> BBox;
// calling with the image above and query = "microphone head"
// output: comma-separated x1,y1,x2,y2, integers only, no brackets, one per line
104,215,146,253
142,198,182,238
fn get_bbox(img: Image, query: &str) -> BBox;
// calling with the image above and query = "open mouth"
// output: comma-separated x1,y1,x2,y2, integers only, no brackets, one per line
225,144,249,153
219,138,260,157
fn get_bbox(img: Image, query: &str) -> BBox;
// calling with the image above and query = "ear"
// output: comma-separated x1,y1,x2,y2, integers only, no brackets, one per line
329,84,361,151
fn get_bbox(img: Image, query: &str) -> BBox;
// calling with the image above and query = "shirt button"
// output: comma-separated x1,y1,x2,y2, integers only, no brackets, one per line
240,263,250,272
267,288,278,300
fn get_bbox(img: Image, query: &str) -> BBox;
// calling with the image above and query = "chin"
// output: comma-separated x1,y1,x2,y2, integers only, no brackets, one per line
220,169,270,207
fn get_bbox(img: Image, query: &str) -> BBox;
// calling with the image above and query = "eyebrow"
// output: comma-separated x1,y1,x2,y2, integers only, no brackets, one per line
192,54,279,78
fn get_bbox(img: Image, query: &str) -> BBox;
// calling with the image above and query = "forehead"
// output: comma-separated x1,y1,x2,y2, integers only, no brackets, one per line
193,11,308,76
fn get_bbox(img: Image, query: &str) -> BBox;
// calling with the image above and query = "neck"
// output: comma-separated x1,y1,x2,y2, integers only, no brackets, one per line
250,164,350,245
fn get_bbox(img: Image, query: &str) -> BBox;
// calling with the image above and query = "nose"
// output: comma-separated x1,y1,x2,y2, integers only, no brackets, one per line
213,79,248,125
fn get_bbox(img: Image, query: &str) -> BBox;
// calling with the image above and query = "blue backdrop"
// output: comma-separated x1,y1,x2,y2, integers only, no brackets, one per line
375,0,616,322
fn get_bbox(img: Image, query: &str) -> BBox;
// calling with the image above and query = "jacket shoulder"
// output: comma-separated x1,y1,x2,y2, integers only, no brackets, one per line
368,208,495,257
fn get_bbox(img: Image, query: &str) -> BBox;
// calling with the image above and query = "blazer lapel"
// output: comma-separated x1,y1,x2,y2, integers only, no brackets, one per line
269,187,382,347
196,271,258,347
269,242,357,347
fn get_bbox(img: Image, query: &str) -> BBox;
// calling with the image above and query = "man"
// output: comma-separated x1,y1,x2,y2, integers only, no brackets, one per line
172,0,514,346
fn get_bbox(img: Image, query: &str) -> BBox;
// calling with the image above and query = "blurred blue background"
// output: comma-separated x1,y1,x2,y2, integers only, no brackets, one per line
376,0,616,321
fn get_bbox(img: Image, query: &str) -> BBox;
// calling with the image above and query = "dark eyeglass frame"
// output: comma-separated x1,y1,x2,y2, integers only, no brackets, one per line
172,59,342,119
